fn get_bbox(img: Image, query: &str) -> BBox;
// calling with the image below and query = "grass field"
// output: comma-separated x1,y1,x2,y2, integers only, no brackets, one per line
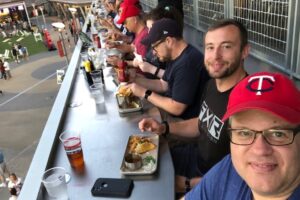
0,33,48,61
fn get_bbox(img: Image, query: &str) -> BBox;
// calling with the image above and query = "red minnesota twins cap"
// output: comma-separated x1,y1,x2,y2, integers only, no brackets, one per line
117,4,140,24
222,71,300,124
119,0,140,9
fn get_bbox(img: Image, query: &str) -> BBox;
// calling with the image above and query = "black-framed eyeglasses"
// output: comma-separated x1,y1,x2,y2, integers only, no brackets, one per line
228,126,300,146
151,38,166,52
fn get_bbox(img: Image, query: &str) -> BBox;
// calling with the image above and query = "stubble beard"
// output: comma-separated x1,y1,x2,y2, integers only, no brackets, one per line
158,51,172,63
206,54,243,79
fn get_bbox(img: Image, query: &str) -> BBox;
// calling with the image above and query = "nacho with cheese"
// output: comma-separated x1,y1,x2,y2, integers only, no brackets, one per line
117,85,132,97
128,136,156,154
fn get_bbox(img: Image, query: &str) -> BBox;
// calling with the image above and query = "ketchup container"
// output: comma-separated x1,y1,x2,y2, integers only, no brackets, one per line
117,61,129,82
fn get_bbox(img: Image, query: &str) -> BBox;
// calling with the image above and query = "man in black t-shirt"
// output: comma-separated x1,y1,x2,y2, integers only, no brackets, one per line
138,19,250,194
125,18,209,120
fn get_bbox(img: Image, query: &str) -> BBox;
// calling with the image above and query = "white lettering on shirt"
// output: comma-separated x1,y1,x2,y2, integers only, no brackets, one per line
199,101,224,140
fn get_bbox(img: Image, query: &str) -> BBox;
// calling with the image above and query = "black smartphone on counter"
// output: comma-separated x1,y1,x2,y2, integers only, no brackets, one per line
91,178,134,198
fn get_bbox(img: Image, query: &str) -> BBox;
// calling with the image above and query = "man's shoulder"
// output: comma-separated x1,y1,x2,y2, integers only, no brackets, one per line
173,44,203,68
186,155,251,200
203,79,217,94
289,185,300,199
136,27,148,40
185,44,203,56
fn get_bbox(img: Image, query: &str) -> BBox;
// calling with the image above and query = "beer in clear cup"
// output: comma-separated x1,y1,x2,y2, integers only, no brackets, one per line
59,131,84,170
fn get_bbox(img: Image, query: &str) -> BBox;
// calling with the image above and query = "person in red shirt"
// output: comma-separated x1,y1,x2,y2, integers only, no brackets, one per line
106,3,148,66
0,59,7,80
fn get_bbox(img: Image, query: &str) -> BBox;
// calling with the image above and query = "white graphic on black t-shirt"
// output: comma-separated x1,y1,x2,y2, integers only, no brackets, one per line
199,101,224,140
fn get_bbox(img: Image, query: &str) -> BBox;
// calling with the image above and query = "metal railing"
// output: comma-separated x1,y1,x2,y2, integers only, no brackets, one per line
233,0,290,76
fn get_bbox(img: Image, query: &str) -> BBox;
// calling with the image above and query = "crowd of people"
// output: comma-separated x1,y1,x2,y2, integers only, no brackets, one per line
93,0,300,199
0,42,29,83
0,150,23,200
0,19,31,38
0,17,30,66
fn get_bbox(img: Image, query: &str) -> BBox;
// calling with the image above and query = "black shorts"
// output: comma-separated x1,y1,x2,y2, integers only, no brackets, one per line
170,143,208,178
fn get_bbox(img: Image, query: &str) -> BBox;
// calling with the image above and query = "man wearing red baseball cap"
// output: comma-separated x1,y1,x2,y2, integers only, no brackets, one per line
106,3,148,66
185,71,300,200
117,3,140,25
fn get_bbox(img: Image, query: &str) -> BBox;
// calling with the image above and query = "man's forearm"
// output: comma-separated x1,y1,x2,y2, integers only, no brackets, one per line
134,77,165,93
147,93,187,116
169,118,199,137
117,44,134,54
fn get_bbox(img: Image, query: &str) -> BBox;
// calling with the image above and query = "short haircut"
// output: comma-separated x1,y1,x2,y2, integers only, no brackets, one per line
207,19,248,50
144,5,183,30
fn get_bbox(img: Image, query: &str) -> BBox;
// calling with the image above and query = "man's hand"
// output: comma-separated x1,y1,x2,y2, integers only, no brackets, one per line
106,3,115,12
128,68,137,82
125,83,146,98
105,40,118,49
140,62,156,74
106,56,121,67
175,175,202,193
132,56,143,68
99,18,113,29
132,53,155,74
176,175,187,193
139,118,165,135
107,31,122,41
106,31,132,44
134,61,155,74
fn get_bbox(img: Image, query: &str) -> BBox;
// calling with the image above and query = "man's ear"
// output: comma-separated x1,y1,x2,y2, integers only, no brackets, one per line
242,44,250,60
165,37,171,46
134,16,138,24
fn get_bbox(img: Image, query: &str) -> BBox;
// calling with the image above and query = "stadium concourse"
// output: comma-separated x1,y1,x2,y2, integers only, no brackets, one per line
0,16,75,199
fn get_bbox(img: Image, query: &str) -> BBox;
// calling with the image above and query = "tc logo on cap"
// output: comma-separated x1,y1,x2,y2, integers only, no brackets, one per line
163,31,168,35
247,75,275,95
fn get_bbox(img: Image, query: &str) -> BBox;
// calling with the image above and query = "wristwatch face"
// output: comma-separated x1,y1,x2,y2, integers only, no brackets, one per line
145,90,152,99
146,90,152,96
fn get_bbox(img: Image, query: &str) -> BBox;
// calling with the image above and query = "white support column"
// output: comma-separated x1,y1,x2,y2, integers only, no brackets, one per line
23,2,32,28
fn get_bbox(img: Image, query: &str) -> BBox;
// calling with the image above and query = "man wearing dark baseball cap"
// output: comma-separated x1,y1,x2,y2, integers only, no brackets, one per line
185,71,300,200
140,18,183,47
126,18,209,120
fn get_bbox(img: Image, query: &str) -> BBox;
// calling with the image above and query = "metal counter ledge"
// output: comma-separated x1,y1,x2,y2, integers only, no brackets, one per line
18,46,175,200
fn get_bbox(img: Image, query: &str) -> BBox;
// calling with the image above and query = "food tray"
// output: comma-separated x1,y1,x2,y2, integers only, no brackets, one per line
115,94,143,114
120,134,159,175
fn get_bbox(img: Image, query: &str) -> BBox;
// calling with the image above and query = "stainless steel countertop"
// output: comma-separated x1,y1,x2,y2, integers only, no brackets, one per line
43,67,175,199
19,56,175,199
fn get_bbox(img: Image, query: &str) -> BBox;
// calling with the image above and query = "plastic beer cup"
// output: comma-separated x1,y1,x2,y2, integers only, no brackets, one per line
59,131,84,170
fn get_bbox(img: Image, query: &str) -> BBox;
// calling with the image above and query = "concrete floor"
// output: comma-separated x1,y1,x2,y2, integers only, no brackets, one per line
0,16,75,199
